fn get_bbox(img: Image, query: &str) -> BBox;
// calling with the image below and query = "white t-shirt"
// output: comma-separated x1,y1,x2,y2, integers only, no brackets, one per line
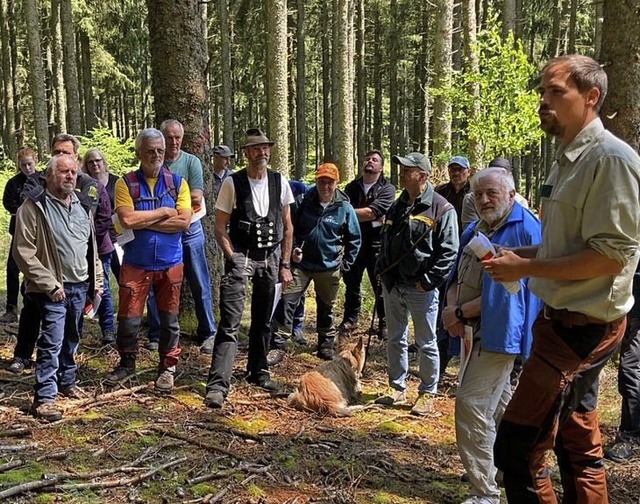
215,171,294,217
363,182,375,195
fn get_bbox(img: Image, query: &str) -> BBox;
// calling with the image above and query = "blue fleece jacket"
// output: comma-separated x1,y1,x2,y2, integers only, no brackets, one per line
458,202,543,358
294,187,361,272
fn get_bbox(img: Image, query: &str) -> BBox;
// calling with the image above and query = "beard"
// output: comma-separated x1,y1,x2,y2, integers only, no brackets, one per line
479,200,512,227
539,108,564,137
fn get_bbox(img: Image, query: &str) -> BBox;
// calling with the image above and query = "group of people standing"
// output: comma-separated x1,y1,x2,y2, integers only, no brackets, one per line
2,53,639,504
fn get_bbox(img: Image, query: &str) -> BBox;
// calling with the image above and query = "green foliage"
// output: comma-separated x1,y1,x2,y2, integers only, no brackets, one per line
78,128,138,175
431,26,543,164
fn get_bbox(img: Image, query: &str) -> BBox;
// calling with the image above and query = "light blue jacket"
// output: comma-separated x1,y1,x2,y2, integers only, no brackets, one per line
458,202,543,358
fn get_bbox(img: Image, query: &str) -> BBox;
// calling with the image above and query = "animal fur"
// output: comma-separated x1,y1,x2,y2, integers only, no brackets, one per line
288,336,366,416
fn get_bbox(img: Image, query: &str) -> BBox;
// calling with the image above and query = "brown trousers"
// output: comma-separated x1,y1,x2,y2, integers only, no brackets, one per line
494,314,626,504
117,263,183,368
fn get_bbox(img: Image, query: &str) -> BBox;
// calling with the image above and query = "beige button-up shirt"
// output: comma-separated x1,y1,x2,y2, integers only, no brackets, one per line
529,118,640,321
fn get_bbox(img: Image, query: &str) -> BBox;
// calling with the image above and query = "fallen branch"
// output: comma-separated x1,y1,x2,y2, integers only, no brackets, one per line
149,426,242,461
72,384,149,410
0,443,38,452
0,449,69,473
0,428,31,438
54,456,188,491
0,475,61,500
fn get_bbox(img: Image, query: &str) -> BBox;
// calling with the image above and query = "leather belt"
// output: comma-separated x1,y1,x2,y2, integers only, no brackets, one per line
543,305,608,328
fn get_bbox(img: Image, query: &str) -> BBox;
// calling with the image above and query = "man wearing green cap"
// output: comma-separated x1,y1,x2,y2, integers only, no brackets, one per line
374,152,459,416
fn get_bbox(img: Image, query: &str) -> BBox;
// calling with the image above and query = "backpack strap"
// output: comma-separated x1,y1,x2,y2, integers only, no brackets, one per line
123,167,179,205
161,167,179,202
123,171,141,204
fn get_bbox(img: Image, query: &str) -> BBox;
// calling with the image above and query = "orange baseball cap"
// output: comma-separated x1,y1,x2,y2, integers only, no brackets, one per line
316,162,340,181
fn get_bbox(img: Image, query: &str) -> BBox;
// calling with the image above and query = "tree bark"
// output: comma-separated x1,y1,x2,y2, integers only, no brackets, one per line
79,29,96,131
321,0,332,160
265,0,289,174
0,0,17,157
372,3,382,151
336,0,354,180
389,0,399,184
49,0,66,134
600,0,640,151
23,0,49,156
59,0,81,134
295,0,307,179
219,0,234,149
355,0,365,167
462,0,481,167
432,0,454,170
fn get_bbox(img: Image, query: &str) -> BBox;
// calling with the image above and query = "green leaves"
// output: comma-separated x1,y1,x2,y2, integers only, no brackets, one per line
431,26,542,165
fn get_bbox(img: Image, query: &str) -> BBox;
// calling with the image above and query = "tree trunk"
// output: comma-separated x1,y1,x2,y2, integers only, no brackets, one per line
594,0,604,60
321,0,332,160
335,0,354,180
79,29,96,131
50,0,66,134
372,3,382,151
0,0,17,157
503,0,516,37
330,0,340,162
546,0,562,58
219,0,234,148
23,0,49,156
389,0,399,184
355,0,365,167
295,0,307,179
265,0,289,174
600,0,640,151
59,0,81,134
462,0,481,167
567,0,578,54
432,0,454,170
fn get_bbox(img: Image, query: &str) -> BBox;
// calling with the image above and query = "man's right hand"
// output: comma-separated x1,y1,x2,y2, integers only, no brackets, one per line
50,287,66,302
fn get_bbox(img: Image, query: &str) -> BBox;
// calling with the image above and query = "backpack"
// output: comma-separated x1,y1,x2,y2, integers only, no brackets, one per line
123,167,179,205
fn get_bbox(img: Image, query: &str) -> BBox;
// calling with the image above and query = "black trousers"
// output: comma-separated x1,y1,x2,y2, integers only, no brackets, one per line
342,245,385,327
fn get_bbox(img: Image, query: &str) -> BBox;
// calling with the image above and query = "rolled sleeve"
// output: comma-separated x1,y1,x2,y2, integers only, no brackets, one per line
583,155,640,266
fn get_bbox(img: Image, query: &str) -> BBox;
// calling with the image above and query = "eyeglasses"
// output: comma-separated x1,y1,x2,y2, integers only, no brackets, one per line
87,158,103,164
144,148,165,155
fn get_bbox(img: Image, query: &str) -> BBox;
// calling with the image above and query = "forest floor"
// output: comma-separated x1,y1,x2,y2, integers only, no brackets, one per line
0,296,639,504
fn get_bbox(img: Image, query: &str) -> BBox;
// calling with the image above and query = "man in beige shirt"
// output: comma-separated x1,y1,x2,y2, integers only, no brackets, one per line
484,55,640,503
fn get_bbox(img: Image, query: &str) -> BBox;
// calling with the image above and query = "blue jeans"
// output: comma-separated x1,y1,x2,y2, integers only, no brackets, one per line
33,282,88,403
383,284,440,394
97,254,116,334
148,221,216,343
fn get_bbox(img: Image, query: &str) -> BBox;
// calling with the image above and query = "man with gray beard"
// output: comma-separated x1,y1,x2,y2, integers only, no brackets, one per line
442,168,542,504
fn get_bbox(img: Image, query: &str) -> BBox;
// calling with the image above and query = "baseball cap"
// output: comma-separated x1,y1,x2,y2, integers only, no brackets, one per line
392,152,431,173
213,145,234,158
447,156,470,169
488,157,512,172
316,162,340,181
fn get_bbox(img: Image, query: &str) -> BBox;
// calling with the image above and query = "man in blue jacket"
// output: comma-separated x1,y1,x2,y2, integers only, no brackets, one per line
442,167,542,504
268,163,361,362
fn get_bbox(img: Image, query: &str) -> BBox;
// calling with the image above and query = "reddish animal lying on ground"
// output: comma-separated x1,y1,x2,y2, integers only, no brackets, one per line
288,336,366,416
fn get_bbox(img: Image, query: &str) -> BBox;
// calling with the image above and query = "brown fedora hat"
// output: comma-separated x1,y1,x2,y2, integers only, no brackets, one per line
242,128,275,148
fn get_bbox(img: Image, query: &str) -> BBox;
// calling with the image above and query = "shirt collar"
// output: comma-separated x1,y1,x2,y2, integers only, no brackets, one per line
555,117,604,163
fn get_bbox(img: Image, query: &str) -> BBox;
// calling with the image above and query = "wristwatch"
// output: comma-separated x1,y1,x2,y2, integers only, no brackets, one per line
455,306,467,324
280,261,291,270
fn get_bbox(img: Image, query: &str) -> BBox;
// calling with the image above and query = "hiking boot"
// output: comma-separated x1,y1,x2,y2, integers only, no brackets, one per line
101,330,116,345
199,336,215,355
317,347,336,361
411,393,435,417
59,386,87,399
155,368,175,393
145,340,159,351
105,356,136,385
204,390,225,409
31,402,63,422
0,306,18,324
8,357,32,374
267,348,286,366
374,388,407,406
605,439,640,463
248,377,282,393
338,320,356,335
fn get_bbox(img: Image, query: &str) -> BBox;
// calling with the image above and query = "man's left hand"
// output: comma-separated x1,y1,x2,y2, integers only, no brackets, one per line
482,249,527,282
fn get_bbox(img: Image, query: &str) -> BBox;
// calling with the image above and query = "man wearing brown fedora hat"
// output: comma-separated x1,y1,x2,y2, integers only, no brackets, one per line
204,128,295,409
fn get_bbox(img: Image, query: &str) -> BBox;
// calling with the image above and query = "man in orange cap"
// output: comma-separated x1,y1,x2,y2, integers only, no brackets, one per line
267,163,361,364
